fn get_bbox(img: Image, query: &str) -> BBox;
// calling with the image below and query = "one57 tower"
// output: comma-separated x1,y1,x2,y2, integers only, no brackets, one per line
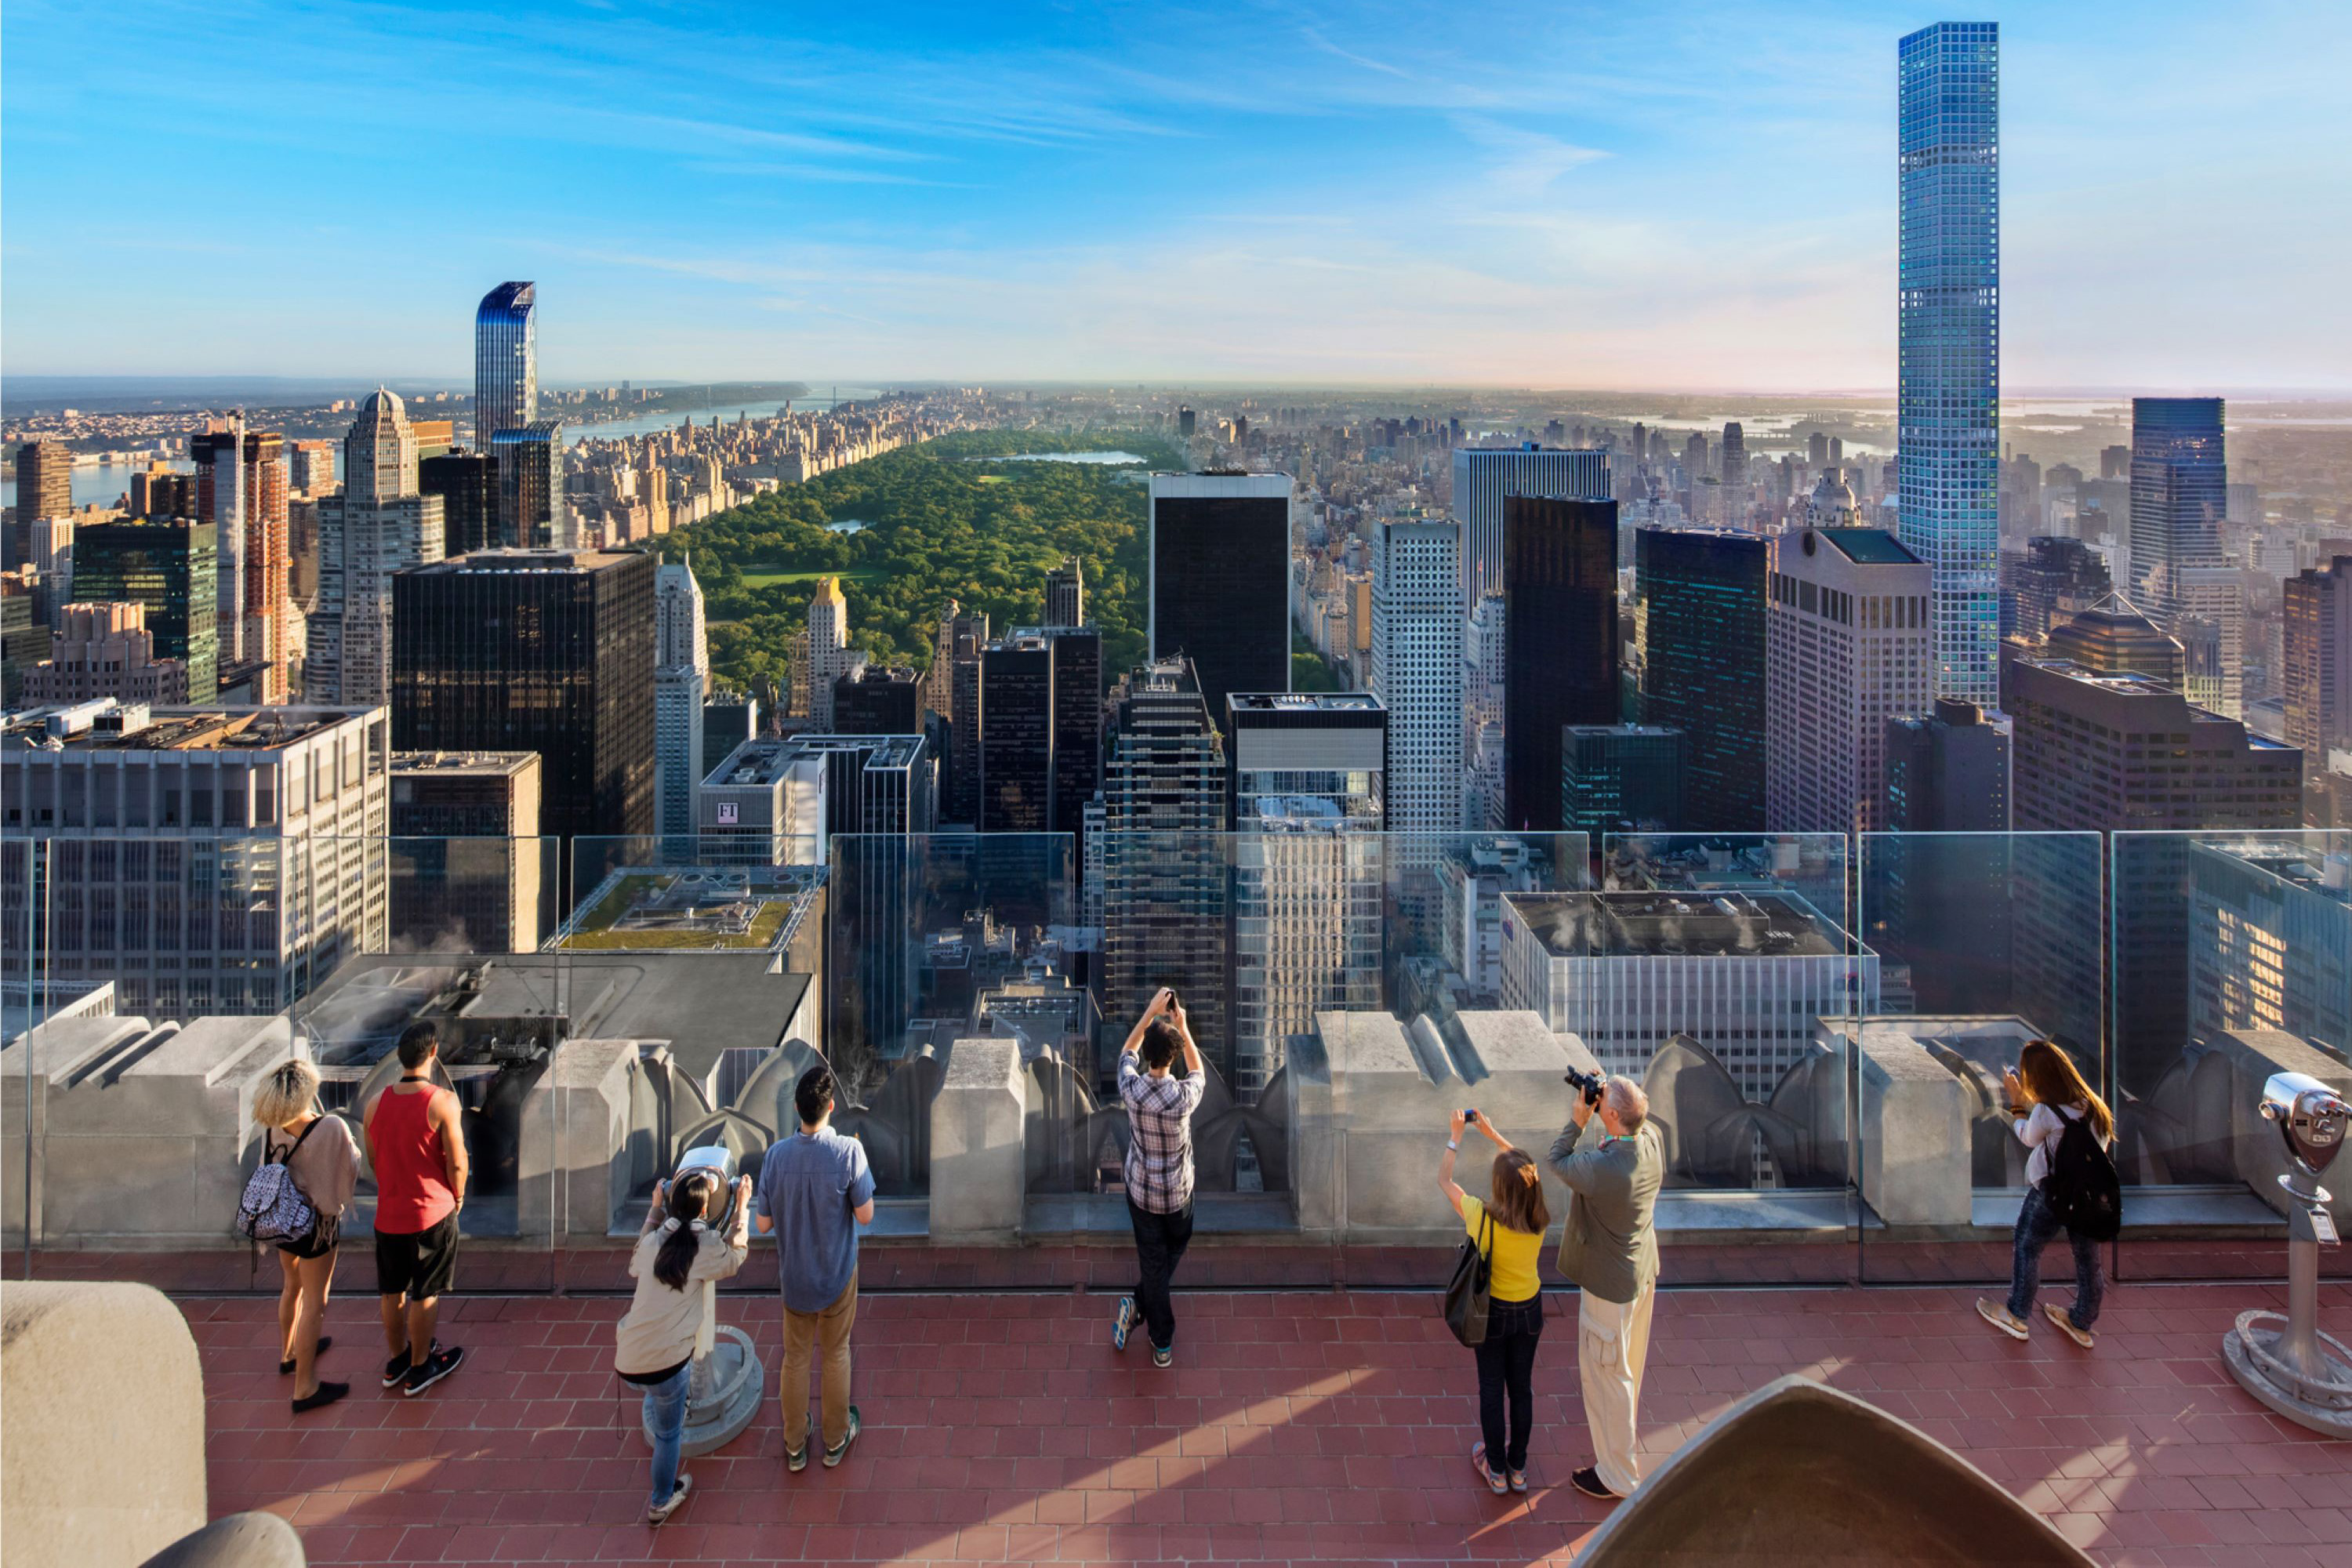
1896,21,2000,711
475,281,538,452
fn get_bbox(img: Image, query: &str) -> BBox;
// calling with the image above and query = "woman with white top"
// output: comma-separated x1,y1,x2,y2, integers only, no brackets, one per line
615,1168,752,1526
1977,1040,2113,1348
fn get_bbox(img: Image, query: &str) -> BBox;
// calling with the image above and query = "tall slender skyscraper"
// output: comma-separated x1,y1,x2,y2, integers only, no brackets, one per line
1897,20,2002,710
654,558,710,855
1502,496,1617,832
1149,472,1292,726
2126,397,2229,612
474,281,538,451
1453,445,1610,606
2284,556,2352,766
1370,519,1465,836
804,576,855,730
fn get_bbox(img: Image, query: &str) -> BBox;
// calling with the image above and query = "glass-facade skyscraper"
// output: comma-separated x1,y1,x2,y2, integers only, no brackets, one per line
1897,21,2001,711
1635,526,1767,831
1502,495,1618,833
2126,397,2228,613
474,281,538,451
72,519,219,701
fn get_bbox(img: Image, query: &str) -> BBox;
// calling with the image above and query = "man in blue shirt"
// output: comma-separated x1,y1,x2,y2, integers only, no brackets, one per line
756,1063,876,1472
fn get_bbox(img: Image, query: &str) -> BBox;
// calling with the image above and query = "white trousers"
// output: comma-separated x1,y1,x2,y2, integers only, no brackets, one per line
1578,1277,1657,1497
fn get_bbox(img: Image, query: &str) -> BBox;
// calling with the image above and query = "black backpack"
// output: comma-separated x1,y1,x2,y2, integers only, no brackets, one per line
2045,1111,2121,1242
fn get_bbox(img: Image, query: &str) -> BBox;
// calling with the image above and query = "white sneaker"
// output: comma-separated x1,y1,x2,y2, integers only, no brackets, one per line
648,1474,692,1526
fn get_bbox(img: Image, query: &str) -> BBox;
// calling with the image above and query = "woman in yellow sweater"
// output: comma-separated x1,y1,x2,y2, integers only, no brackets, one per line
1439,1107,1552,1496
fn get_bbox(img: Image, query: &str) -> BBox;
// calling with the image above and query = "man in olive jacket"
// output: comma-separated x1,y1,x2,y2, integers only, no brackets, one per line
1548,1073,1664,1501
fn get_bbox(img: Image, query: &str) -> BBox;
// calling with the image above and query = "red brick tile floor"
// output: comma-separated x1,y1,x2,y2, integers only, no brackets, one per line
190,1281,2352,1566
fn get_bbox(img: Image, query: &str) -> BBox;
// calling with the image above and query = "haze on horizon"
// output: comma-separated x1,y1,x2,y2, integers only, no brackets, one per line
2,0,2345,393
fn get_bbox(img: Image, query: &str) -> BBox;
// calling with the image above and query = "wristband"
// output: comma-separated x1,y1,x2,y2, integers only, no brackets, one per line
1446,1141,1460,1152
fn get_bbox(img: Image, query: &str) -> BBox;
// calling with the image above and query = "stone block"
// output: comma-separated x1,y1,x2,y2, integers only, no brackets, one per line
1294,1009,1584,1239
1854,1025,1973,1228
2214,1029,2352,1225
1,1280,208,1568
930,1038,1025,1241
518,1038,645,1239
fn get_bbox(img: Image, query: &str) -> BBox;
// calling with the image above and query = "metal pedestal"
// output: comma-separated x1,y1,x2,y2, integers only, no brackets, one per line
2222,1176,2352,1438
641,1323,766,1457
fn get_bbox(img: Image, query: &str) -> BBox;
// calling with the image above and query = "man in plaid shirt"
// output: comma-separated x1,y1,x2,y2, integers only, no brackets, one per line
1111,987,1205,1368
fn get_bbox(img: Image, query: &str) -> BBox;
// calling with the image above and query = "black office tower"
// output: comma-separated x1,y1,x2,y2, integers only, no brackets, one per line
980,635,1054,831
72,519,220,701
1044,626,1102,833
1635,526,1766,830
390,550,656,841
1504,495,1617,831
1149,474,1292,729
419,452,500,556
833,666,921,736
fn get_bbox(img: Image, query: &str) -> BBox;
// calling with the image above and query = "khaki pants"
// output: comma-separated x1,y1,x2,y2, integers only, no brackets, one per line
781,1278,858,1451
1578,1277,1656,1497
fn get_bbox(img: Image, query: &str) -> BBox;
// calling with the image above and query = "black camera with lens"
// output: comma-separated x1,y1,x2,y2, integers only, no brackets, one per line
1564,1066,1606,1108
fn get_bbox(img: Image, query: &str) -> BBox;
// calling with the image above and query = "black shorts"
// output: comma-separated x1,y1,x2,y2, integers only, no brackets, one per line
375,1211,460,1301
277,1218,339,1261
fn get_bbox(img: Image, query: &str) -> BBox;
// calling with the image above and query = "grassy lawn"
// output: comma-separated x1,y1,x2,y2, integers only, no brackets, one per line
738,565,891,589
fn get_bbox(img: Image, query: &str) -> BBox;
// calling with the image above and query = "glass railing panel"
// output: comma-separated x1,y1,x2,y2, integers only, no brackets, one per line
2112,829,2352,1281
282,836,564,1293
563,834,832,1290
1855,832,2104,1283
1587,832,1860,1279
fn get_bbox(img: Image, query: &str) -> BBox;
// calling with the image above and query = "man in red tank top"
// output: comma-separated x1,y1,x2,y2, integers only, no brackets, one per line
365,1022,470,1396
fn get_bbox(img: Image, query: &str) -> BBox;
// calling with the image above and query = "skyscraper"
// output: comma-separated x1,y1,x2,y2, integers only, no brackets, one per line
1149,472,1292,726
490,422,564,550
1560,725,1685,836
1502,495,1617,832
1635,526,1767,831
804,575,855,731
1044,556,1085,629
1095,656,1230,1085
979,633,1053,832
1719,423,1748,522
419,452,500,556
2283,556,2352,767
1453,445,1610,606
833,666,921,737
13,439,72,524
474,281,538,451
1225,691,1385,1097
654,559,709,855
1370,518,1465,838
1765,526,1933,833
308,393,445,706
2043,596,2185,686
2010,658,2301,833
2126,397,2229,615
194,428,293,699
391,550,657,842
2006,535,2113,642
71,519,219,701
1883,698,2010,831
1897,20,2002,710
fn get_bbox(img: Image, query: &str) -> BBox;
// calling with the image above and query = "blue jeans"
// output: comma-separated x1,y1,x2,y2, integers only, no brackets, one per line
642,1363,692,1508
2006,1185,2103,1330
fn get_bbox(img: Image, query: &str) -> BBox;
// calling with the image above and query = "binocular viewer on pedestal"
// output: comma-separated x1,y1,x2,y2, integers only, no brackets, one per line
641,1145,766,1457
2223,1072,2352,1436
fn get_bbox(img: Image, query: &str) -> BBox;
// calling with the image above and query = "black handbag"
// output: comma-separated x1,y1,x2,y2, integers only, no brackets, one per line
1443,1208,1494,1348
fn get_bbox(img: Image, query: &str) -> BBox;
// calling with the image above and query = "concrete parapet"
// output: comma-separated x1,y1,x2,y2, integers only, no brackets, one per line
1853,1025,1973,1228
0,1280,209,1566
2215,1029,2352,1226
931,1039,1025,1241
1294,1010,1589,1239
1,1014,292,1245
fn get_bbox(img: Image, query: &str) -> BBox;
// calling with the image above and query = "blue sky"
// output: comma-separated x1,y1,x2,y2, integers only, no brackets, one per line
3,1,2346,390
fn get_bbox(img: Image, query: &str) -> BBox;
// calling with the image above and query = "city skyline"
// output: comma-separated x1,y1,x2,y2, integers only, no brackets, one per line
3,3,2347,390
